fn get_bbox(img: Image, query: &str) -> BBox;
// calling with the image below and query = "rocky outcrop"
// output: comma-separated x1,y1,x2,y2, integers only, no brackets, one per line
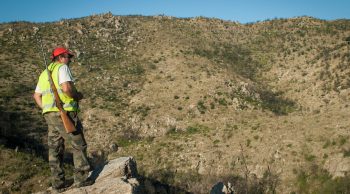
66,157,140,194
210,182,235,194
324,153,350,178
39,157,141,194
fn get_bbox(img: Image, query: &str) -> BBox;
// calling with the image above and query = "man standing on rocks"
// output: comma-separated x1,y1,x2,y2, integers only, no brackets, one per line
33,47,92,191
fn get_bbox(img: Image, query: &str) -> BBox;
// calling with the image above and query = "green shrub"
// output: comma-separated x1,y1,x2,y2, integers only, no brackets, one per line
343,149,350,157
218,98,228,106
196,100,207,114
304,154,316,162
186,126,199,134
295,165,350,194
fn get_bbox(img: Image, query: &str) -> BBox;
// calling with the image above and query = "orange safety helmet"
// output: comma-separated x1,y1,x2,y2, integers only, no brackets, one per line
50,47,74,60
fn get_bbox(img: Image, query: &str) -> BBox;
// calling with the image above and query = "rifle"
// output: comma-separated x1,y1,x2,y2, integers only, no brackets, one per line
37,36,76,133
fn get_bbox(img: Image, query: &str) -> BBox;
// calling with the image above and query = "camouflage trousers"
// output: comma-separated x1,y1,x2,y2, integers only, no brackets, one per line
44,111,91,188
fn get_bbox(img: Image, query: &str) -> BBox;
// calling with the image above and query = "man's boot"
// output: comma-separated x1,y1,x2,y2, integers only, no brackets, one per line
71,170,94,188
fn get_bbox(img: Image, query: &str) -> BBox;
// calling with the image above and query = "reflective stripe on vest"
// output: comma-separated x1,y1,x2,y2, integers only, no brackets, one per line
42,101,78,111
38,62,78,114
41,88,64,96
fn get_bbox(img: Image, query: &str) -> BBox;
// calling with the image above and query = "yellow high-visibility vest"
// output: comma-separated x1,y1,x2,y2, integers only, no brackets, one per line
38,62,78,114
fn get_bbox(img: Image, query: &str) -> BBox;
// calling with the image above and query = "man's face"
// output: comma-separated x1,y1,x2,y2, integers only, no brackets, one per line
59,54,72,64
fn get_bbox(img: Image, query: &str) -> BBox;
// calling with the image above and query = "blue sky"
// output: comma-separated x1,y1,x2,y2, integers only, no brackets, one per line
1,0,349,24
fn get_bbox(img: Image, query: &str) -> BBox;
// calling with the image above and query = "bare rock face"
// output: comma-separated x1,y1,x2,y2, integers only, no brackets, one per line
40,157,140,194
93,156,138,181
210,182,235,194
65,177,140,194
324,153,350,178
66,157,140,194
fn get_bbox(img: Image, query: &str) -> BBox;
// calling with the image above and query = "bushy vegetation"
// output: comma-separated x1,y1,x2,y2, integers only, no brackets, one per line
1,14,350,193
295,165,350,194
194,43,262,80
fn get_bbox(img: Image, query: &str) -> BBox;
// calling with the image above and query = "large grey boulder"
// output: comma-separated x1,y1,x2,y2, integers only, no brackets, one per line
40,156,141,194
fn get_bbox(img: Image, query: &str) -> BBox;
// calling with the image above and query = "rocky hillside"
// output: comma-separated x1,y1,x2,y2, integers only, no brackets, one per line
1,13,350,193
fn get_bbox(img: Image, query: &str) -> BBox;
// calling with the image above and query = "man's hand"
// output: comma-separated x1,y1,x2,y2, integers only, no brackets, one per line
33,92,42,109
